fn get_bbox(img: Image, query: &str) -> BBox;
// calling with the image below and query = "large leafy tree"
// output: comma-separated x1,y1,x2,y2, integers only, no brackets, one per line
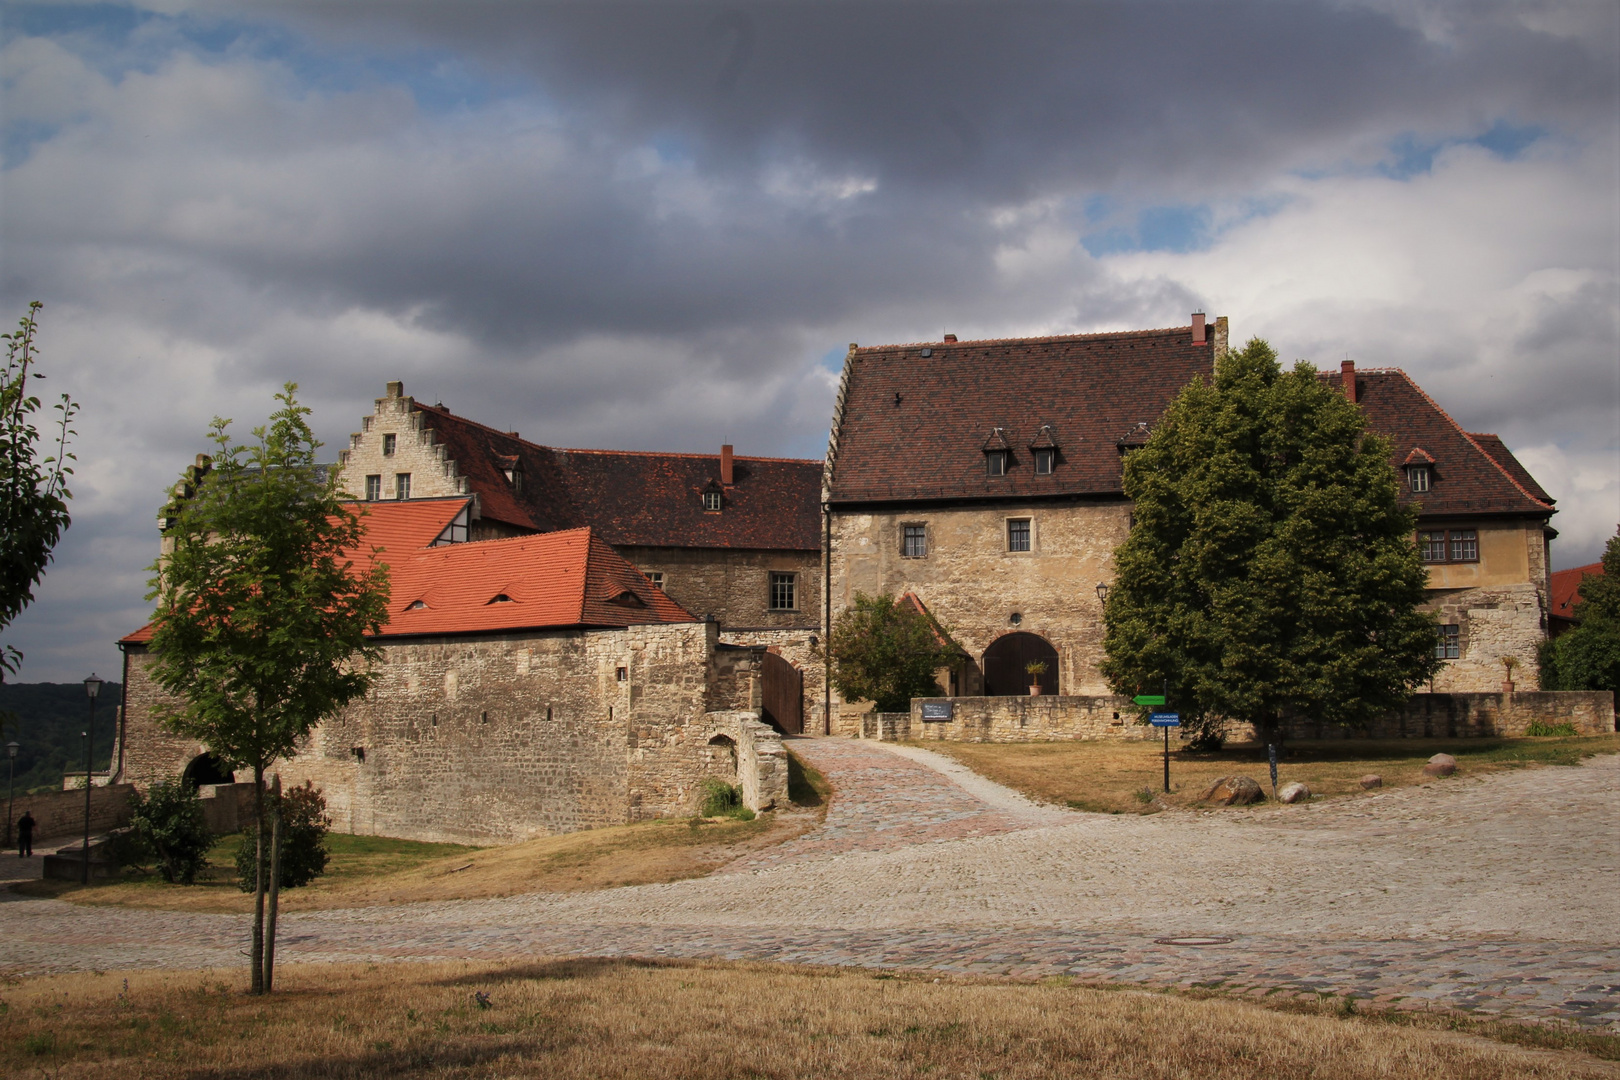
1539,531,1620,698
1,302,78,683
1100,338,1441,749
146,384,389,993
828,593,960,712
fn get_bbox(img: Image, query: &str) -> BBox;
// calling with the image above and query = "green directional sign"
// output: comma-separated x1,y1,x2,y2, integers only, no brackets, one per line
1133,694,1166,706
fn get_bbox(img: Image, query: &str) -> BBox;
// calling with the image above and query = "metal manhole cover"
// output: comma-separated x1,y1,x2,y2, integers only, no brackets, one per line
1154,936,1234,946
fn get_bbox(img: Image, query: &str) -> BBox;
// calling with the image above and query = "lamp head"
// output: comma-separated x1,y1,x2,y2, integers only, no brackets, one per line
1094,582,1110,603
6,741,16,759
84,673,102,700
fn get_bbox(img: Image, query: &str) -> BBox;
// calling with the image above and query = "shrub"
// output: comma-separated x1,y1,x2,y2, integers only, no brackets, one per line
1525,720,1578,737
698,778,755,821
235,781,332,892
124,777,213,884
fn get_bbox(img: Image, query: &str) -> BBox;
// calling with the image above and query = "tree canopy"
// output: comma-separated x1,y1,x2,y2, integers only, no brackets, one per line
1100,338,1441,745
828,592,959,712
1539,531,1620,697
145,383,390,991
0,302,77,683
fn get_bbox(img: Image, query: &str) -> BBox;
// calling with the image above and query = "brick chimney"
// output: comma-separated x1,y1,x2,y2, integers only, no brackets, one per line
1192,312,1206,345
943,333,957,342
1341,360,1357,404
720,444,734,485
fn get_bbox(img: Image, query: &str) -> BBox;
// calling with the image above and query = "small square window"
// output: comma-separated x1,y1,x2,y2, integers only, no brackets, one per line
1436,624,1460,660
1034,448,1054,475
364,474,382,501
703,490,722,511
1449,529,1477,562
395,472,411,500
645,571,664,590
986,451,1008,477
1007,518,1031,552
382,433,397,457
770,572,797,611
902,524,927,558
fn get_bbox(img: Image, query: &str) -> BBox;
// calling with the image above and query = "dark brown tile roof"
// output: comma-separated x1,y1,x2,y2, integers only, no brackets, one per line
550,448,822,550
1321,368,1554,519
826,325,1220,504
412,403,820,551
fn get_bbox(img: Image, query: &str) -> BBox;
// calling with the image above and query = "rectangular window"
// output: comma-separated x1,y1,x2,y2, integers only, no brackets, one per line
770,573,797,611
1408,466,1429,492
902,524,927,558
1419,528,1479,564
986,451,1008,477
382,433,397,457
1034,448,1054,475
1449,529,1477,562
645,572,664,590
703,490,722,511
364,474,382,501
1007,518,1031,552
395,473,411,500
1436,624,1461,660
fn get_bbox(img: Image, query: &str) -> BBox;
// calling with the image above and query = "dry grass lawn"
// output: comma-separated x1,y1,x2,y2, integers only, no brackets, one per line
4,960,1614,1079
921,734,1620,814
20,750,831,913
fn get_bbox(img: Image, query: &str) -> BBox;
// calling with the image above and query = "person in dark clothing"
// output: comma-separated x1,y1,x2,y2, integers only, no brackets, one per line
16,811,35,858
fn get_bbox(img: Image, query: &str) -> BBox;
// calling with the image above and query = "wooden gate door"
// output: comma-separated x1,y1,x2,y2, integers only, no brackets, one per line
760,652,804,734
982,632,1059,696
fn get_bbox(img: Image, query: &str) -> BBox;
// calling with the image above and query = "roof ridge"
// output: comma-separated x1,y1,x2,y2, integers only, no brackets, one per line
413,402,549,452
855,325,1196,351
1386,370,1554,512
552,447,821,465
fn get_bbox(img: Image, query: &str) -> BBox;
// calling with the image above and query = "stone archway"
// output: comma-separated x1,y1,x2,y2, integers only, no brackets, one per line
705,734,739,779
182,752,235,788
982,632,1059,696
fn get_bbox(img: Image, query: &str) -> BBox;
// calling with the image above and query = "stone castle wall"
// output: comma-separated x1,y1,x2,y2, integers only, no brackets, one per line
827,500,1130,705
618,545,821,631
9,783,135,843
1422,521,1552,693
903,695,1146,743
120,620,785,845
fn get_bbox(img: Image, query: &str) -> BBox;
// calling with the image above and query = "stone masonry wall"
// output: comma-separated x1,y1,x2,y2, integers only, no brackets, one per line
827,500,1129,706
905,695,1147,743
119,620,785,845
620,545,821,631
9,783,135,844
718,626,826,734
336,383,468,502
1425,582,1547,693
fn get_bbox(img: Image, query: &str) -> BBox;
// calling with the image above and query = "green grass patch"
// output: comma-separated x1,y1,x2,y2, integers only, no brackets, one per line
787,749,832,808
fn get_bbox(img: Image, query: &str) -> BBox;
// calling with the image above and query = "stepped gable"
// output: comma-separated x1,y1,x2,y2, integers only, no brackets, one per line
825,324,1220,504
1322,368,1555,518
384,527,692,637
550,448,822,551
410,403,585,533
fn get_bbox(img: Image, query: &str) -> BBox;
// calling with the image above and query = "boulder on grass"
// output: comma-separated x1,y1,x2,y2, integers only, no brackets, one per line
1423,753,1457,778
1278,781,1311,804
1358,774,1383,790
1200,775,1264,806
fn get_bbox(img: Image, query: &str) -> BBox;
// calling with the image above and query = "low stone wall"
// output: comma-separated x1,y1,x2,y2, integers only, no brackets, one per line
9,783,135,844
195,782,261,835
708,711,787,813
1262,691,1615,741
907,696,1144,743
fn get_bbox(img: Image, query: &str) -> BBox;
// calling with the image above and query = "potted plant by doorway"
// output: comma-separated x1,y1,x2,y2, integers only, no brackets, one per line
1025,660,1048,696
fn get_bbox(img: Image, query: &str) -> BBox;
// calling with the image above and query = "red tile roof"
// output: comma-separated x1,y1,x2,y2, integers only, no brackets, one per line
411,404,820,551
825,325,1220,503
1550,562,1604,623
121,510,692,646
1322,369,1555,519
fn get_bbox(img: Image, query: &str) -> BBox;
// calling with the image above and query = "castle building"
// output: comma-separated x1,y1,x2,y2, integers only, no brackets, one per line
820,317,1557,727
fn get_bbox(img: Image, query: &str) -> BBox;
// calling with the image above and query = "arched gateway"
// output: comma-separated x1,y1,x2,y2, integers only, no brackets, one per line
982,632,1059,696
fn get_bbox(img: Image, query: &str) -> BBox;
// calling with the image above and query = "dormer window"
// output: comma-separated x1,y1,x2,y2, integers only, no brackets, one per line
986,451,1008,477
703,487,723,511
1403,447,1435,493
487,593,514,604
405,599,427,611
982,427,1012,477
1408,466,1430,493
1034,449,1054,475
1029,424,1058,475
382,433,396,456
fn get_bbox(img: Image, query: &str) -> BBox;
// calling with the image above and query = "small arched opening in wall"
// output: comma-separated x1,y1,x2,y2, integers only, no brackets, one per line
182,752,235,788
705,734,739,779
982,632,1059,696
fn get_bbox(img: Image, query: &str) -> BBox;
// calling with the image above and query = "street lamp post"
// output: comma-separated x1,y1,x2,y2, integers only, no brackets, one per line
81,673,102,885
5,742,16,849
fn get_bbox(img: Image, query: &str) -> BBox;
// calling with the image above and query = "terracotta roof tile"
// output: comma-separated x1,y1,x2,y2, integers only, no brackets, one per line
1551,561,1604,621
1322,370,1555,519
826,325,1219,503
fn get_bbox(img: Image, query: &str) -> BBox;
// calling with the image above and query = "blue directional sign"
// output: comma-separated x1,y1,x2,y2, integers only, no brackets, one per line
1148,712,1181,727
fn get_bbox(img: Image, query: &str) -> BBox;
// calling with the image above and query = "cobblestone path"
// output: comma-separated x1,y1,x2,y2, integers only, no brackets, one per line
2,738,1616,1029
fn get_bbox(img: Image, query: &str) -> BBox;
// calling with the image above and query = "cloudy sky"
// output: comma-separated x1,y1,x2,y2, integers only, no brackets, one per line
3,0,1617,682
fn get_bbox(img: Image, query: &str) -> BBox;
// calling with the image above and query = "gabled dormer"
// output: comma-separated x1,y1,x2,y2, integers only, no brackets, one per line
982,427,1012,477
1403,447,1435,493
1029,424,1059,476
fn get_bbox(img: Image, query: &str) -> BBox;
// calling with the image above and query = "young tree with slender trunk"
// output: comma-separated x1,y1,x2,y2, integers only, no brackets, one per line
826,593,960,712
1101,339,1441,754
1,302,77,686
146,384,389,993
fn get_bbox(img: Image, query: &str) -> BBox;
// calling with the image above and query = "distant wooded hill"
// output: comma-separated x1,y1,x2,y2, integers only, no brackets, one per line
0,682,121,795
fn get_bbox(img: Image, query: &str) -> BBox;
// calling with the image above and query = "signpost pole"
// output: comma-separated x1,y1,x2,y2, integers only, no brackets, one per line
1163,724,1170,793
